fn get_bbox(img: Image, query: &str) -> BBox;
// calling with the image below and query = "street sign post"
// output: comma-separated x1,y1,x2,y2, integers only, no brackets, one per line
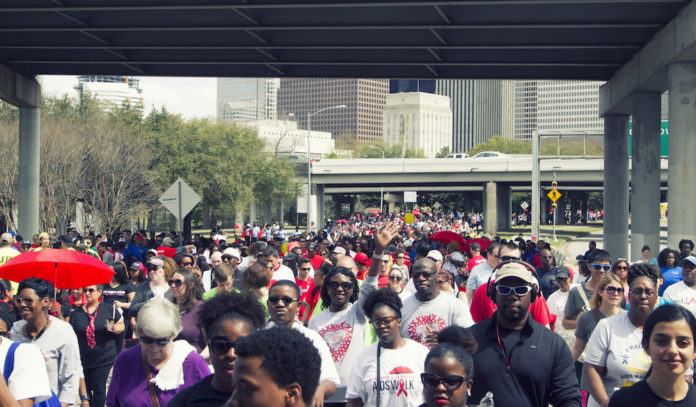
547,188,561,202
159,178,201,246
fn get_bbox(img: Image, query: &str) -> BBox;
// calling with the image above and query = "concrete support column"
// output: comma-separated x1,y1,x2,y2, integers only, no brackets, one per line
483,182,497,234
497,184,512,231
631,91,662,260
316,184,325,229
667,63,696,248
603,114,630,260
18,107,40,238
554,194,566,226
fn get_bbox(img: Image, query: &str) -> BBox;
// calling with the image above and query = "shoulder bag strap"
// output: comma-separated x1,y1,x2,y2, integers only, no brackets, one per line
591,308,601,323
576,284,591,311
375,343,381,407
3,342,20,382
141,350,161,407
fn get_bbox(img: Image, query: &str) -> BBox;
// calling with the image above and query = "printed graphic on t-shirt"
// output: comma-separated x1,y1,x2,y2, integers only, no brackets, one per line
406,314,446,346
371,367,417,398
619,343,651,387
319,322,353,363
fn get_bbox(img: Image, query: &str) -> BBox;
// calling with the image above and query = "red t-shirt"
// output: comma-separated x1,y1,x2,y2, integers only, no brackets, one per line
470,280,551,326
156,246,176,258
377,274,390,288
467,255,485,272
310,255,325,271
296,277,315,318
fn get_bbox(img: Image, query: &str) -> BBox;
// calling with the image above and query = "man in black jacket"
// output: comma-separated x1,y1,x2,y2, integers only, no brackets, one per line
469,261,581,407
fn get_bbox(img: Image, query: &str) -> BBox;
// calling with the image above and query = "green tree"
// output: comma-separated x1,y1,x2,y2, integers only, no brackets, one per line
355,142,425,158
466,136,532,156
435,146,451,158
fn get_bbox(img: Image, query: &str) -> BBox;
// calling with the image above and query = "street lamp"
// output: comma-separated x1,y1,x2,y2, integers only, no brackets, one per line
307,104,346,233
369,145,385,213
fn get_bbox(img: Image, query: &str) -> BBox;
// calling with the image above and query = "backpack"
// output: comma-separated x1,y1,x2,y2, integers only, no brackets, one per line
2,342,62,407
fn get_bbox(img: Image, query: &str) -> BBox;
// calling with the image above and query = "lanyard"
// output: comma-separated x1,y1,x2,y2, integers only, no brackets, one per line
495,321,510,368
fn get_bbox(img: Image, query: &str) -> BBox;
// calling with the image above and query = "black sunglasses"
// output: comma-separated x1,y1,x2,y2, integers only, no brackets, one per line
420,373,469,390
140,336,171,346
602,286,625,295
268,296,297,306
327,281,353,290
210,336,237,354
168,279,184,287
500,256,521,262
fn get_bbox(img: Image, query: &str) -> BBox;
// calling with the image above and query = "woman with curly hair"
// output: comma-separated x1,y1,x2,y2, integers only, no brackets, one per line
346,287,429,407
658,248,682,296
308,265,377,385
167,291,266,406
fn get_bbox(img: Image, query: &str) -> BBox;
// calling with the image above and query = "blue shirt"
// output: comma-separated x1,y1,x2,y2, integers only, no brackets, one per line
659,266,682,296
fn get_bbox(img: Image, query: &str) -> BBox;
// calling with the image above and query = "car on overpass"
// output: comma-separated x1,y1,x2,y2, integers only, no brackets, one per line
472,151,509,159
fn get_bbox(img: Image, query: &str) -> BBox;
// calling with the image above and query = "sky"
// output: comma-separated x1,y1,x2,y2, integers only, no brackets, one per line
39,75,218,120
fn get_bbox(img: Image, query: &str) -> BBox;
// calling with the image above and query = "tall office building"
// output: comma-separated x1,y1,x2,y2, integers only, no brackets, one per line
74,75,143,112
436,80,504,152
277,78,389,150
217,78,280,122
383,92,452,158
514,80,605,140
500,81,516,140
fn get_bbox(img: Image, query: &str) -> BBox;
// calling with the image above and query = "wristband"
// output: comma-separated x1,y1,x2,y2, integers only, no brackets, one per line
80,395,90,401
372,251,384,259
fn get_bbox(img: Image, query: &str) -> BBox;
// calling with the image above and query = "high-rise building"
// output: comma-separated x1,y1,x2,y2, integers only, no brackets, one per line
436,80,504,152
383,92,452,158
501,81,516,140
514,80,605,141
217,78,280,122
74,75,143,112
389,79,436,94
242,119,336,159
277,78,389,150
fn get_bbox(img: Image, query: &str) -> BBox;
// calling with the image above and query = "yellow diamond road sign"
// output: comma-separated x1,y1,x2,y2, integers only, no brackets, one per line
547,188,562,202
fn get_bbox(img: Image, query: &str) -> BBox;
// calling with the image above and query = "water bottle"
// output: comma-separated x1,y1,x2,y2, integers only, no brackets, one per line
479,391,494,407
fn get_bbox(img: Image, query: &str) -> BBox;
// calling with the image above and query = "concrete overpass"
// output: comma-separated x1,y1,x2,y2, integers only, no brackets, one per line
0,1,695,261
305,156,670,232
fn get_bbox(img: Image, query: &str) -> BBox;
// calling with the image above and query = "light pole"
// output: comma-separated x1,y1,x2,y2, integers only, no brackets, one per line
369,145,385,213
307,104,346,233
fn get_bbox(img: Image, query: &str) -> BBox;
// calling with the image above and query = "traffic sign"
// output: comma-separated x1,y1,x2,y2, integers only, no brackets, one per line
547,188,562,202
520,201,529,210
159,178,201,220
433,202,441,209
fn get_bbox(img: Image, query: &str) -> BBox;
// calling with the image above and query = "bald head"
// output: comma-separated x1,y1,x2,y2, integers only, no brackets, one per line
336,256,358,276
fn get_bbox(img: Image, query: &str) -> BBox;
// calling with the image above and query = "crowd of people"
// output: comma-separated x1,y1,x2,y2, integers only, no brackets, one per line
0,212,694,407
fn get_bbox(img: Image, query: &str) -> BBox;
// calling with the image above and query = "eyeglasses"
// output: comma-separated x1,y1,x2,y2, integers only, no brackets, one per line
397,256,406,259
500,256,521,262
181,262,193,266
140,336,171,346
381,259,390,263
210,336,237,354
412,271,437,279
168,279,184,287
602,286,624,295
615,266,629,271
0,331,8,338
268,296,297,306
630,288,656,297
420,373,470,391
371,316,398,327
389,276,403,282
299,267,312,271
495,285,532,297
327,281,353,290
590,263,612,271
14,297,37,306
84,288,98,293
542,256,554,260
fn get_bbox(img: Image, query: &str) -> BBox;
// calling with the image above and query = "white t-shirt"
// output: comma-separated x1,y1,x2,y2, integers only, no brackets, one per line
546,286,577,348
466,262,494,292
583,312,651,407
272,264,295,282
0,338,52,403
346,339,429,407
309,275,377,385
400,292,474,347
663,281,696,316
266,320,340,386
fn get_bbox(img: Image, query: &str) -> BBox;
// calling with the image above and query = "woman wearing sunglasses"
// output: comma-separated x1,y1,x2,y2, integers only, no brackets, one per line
611,259,630,307
420,325,477,407
106,297,210,407
583,263,660,407
168,291,266,407
346,288,429,407
309,266,376,385
169,269,205,354
69,284,125,407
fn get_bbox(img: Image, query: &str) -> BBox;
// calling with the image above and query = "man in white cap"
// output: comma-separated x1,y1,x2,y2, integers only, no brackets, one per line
332,246,346,261
0,233,19,266
469,261,580,407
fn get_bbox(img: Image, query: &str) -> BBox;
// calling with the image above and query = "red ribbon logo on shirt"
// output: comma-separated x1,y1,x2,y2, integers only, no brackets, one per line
397,378,408,397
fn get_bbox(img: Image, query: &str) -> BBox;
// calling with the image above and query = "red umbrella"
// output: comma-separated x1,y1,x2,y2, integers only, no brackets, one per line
429,231,467,248
0,248,114,289
336,219,348,224
463,238,492,253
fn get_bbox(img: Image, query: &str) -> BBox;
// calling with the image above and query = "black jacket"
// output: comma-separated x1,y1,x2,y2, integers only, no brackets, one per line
469,312,581,407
